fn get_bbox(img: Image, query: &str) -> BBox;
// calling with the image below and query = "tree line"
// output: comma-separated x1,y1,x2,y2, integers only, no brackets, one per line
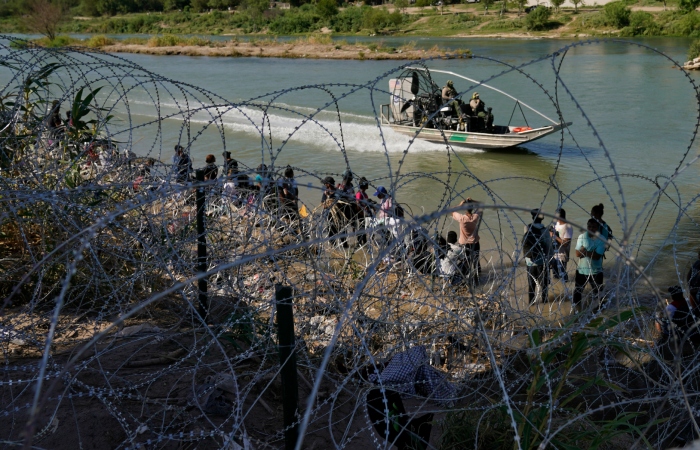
0,0,411,18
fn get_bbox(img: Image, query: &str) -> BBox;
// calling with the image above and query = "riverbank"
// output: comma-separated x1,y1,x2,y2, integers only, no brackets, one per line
26,34,470,60
3,0,700,42
98,39,469,60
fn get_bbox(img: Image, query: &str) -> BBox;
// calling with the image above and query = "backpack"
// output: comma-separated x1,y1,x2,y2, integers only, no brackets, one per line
523,225,546,263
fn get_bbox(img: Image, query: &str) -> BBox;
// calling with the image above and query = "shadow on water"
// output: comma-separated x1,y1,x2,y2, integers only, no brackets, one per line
475,145,537,156
448,145,556,179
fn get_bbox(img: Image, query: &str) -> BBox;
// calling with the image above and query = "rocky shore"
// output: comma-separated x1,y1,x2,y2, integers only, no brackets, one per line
683,56,700,70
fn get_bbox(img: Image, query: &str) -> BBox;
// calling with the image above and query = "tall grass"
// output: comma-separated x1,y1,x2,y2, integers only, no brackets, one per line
34,35,81,48
85,35,115,48
146,34,215,47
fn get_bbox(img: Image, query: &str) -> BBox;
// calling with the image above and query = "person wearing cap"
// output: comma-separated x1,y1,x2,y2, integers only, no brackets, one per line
452,198,482,286
524,209,553,304
374,186,393,221
222,151,238,174
442,80,457,103
469,92,485,115
573,218,606,310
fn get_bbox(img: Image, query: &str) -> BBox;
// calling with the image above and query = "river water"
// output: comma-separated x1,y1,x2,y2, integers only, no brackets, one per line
5,36,700,286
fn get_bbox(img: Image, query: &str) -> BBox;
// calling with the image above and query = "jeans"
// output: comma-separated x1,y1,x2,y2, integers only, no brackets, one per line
527,264,549,303
573,271,604,306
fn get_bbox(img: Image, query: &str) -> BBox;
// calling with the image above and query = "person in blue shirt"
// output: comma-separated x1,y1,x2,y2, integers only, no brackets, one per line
591,203,612,252
573,218,606,309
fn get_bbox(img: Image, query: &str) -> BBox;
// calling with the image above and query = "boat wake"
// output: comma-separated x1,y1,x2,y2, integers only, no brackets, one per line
122,98,477,154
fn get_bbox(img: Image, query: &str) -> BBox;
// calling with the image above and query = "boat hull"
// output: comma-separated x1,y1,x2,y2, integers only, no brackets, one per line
389,123,567,150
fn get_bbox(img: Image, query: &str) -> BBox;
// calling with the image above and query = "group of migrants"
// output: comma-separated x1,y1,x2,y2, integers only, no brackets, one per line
169,146,614,294
168,146,700,357
519,204,612,309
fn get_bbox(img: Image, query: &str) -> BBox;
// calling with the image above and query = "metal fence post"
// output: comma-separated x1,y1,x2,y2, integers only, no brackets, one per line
275,284,298,450
195,168,208,320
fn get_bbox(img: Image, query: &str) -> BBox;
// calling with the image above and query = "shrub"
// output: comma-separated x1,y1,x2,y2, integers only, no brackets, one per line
37,35,79,48
269,8,322,33
481,18,524,30
604,1,631,28
524,6,551,30
670,11,700,36
332,6,366,32
362,7,403,32
317,0,339,19
679,0,700,14
574,11,608,31
85,35,115,48
147,34,180,47
304,33,333,44
620,11,660,36
688,38,700,60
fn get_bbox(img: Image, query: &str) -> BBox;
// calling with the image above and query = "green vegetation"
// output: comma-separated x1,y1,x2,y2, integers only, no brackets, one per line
524,5,551,30
5,0,700,39
688,37,700,59
439,310,658,450
604,1,631,28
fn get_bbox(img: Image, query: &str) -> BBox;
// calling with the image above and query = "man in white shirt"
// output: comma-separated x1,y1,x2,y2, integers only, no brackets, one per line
550,208,573,282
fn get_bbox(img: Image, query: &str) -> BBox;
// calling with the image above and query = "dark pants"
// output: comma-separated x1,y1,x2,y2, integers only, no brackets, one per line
356,212,368,245
527,264,549,303
463,242,481,285
573,271,604,306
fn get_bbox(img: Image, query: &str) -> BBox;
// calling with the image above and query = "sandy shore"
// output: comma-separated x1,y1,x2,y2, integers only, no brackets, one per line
99,41,471,60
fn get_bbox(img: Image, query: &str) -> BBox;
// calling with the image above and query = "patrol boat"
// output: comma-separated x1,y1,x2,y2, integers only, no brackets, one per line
380,66,570,150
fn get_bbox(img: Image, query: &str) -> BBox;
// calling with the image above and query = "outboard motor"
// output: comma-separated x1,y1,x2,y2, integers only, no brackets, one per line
413,93,440,128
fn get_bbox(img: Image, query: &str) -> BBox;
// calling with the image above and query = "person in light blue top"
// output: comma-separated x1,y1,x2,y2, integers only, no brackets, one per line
573,218,606,309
